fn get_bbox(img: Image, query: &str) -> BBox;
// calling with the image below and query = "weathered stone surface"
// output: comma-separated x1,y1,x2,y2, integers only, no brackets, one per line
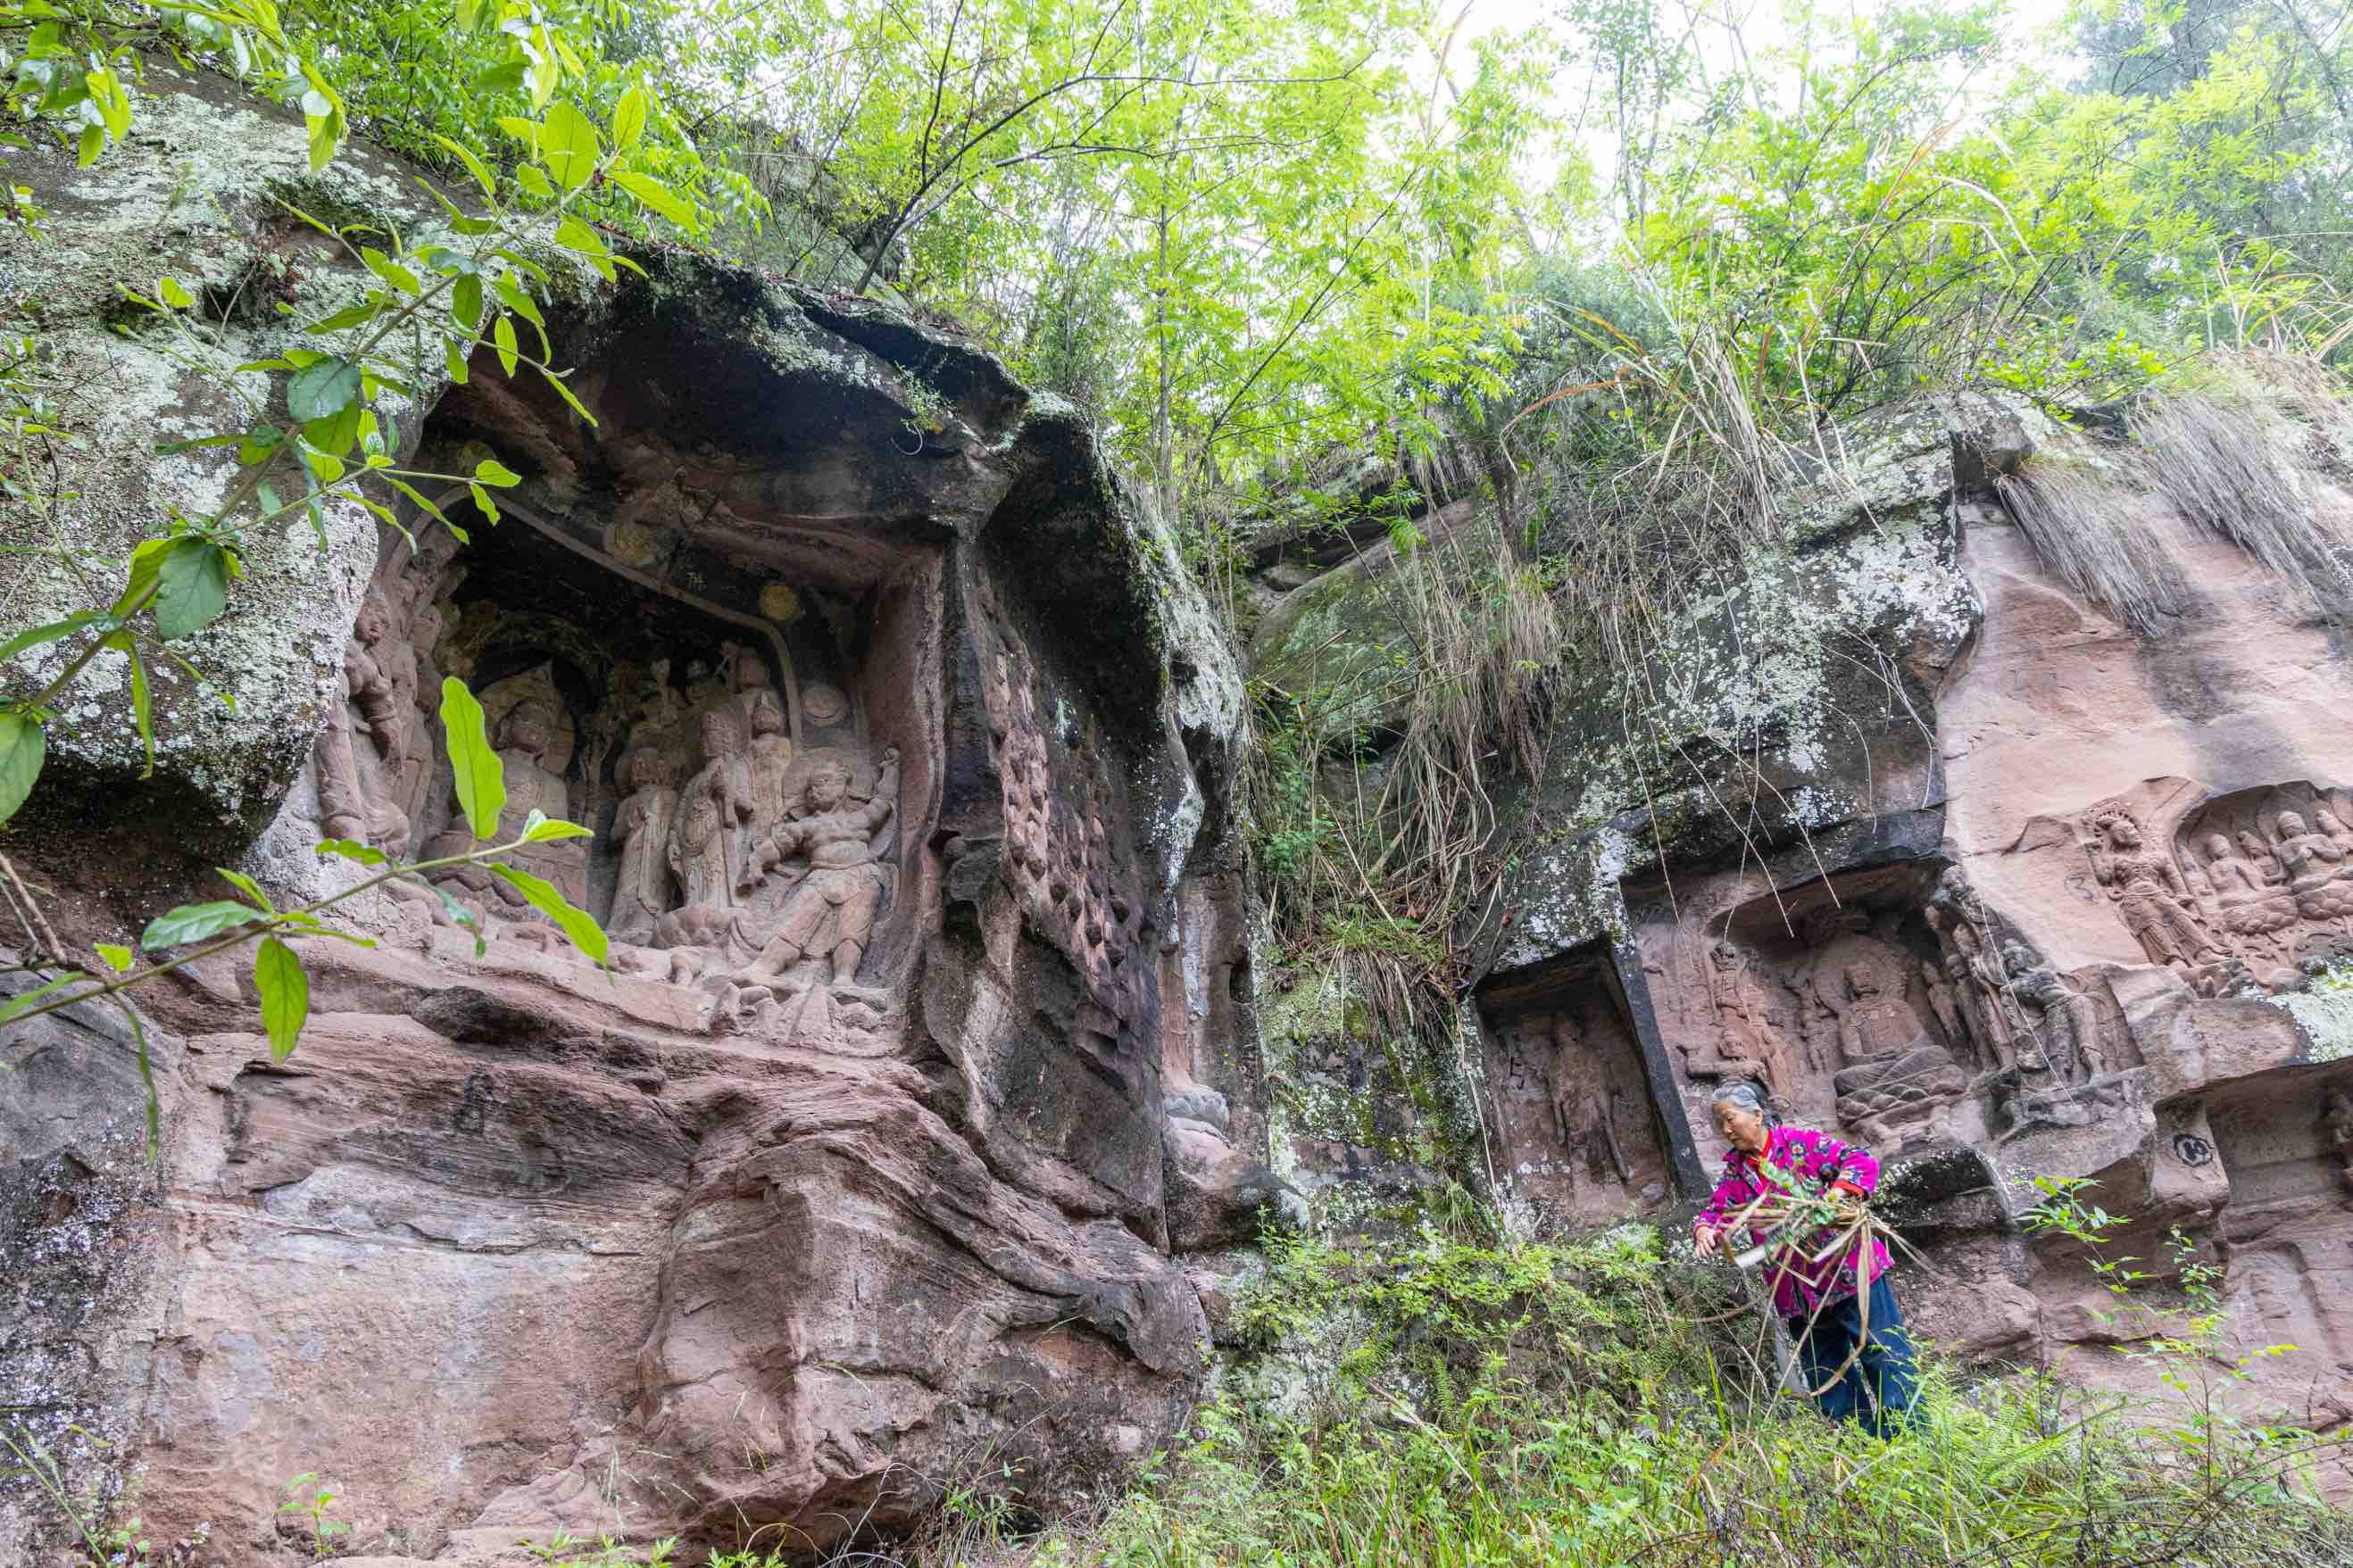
1405,386,2353,1425
0,68,489,846
0,71,1255,1564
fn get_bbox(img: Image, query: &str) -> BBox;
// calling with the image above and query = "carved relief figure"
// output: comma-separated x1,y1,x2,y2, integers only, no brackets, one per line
2325,1091,2353,1193
1917,957,1966,1051
2084,809,2223,973
1546,1015,1632,1187
734,746,900,992
744,689,795,846
610,750,678,948
1695,941,1791,1094
1947,922,2032,1074
488,699,587,907
2273,811,2353,925
1837,962,1927,1063
2001,943,2098,1083
2199,831,2299,956
671,707,756,923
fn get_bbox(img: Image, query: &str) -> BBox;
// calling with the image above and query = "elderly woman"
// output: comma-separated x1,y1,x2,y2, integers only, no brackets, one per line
1692,1082,1919,1436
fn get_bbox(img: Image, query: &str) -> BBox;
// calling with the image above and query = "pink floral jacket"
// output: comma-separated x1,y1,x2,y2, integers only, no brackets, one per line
1696,1125,1891,1318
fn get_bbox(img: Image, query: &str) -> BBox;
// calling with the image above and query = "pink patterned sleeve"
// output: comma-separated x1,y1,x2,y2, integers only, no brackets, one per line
1696,1170,1750,1231
1808,1131,1879,1193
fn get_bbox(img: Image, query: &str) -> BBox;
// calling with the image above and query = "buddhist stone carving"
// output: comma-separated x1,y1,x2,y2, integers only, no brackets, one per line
1695,940,1793,1094
669,706,756,931
610,749,679,949
734,746,900,994
2084,807,2223,975
2273,811,2353,925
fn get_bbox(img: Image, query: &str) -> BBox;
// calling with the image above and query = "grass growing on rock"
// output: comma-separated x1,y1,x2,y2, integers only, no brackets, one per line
864,1224,2351,1568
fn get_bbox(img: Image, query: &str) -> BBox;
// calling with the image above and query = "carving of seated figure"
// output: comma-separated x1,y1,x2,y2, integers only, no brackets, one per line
1836,963,1927,1063
1829,960,1966,1147
2274,811,2353,924
733,747,900,993
2201,830,2298,953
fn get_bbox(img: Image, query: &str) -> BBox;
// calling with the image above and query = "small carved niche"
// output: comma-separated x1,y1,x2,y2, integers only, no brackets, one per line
1475,956,1670,1224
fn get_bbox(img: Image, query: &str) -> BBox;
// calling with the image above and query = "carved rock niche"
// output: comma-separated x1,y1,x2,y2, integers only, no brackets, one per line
1631,862,2144,1165
187,283,1218,1557
1475,957,1672,1224
319,483,916,1053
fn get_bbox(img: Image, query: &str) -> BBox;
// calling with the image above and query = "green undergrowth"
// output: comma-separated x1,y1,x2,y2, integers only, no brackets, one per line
864,1224,2353,1568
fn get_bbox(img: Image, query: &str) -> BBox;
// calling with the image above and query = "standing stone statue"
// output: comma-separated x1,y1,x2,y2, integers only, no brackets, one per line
2083,809,2223,974
733,746,901,993
1947,921,2031,1074
744,688,795,852
2003,942,2091,1082
610,749,679,949
1917,957,1966,1051
670,707,756,926
1692,941,1786,1094
489,699,587,907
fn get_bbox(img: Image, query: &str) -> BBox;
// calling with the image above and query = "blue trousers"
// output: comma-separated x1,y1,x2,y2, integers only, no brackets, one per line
1787,1275,1918,1437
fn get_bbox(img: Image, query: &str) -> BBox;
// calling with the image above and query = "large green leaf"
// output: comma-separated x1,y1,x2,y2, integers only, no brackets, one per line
438,676,504,840
287,355,362,423
140,900,267,950
0,613,103,666
609,170,695,230
254,936,309,1061
489,861,608,966
540,100,601,193
154,538,231,640
0,711,46,825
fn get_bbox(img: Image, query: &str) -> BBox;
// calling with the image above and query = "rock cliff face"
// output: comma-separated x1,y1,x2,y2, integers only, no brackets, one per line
1,72,1264,1564
1253,386,2353,1426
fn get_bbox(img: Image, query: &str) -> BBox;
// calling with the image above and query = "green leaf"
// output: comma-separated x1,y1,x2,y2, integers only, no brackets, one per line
140,900,267,950
608,170,695,230
254,936,309,1062
540,100,601,194
521,813,592,842
215,867,277,913
154,539,231,640
287,355,362,422
493,314,519,375
0,613,103,666
554,217,615,281
444,337,471,386
489,861,608,966
112,537,174,617
112,632,154,776
452,271,484,332
362,246,422,295
515,162,554,201
474,457,521,487
77,123,104,167
413,875,486,957
303,397,362,463
612,86,648,151
435,134,499,202
94,943,133,973
0,712,46,825
314,837,388,866
438,676,504,841
536,365,597,427
0,971,87,1025
305,296,387,334
469,481,503,525
158,275,195,310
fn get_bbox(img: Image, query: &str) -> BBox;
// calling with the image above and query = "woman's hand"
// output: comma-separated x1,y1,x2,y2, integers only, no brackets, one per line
1693,1224,1722,1260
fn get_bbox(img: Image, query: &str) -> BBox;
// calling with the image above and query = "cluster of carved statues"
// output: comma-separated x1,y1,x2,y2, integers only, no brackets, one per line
1674,868,2124,1148
2084,801,2353,983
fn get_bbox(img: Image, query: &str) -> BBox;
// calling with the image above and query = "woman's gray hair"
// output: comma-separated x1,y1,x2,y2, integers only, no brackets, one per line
1709,1081,1775,1123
